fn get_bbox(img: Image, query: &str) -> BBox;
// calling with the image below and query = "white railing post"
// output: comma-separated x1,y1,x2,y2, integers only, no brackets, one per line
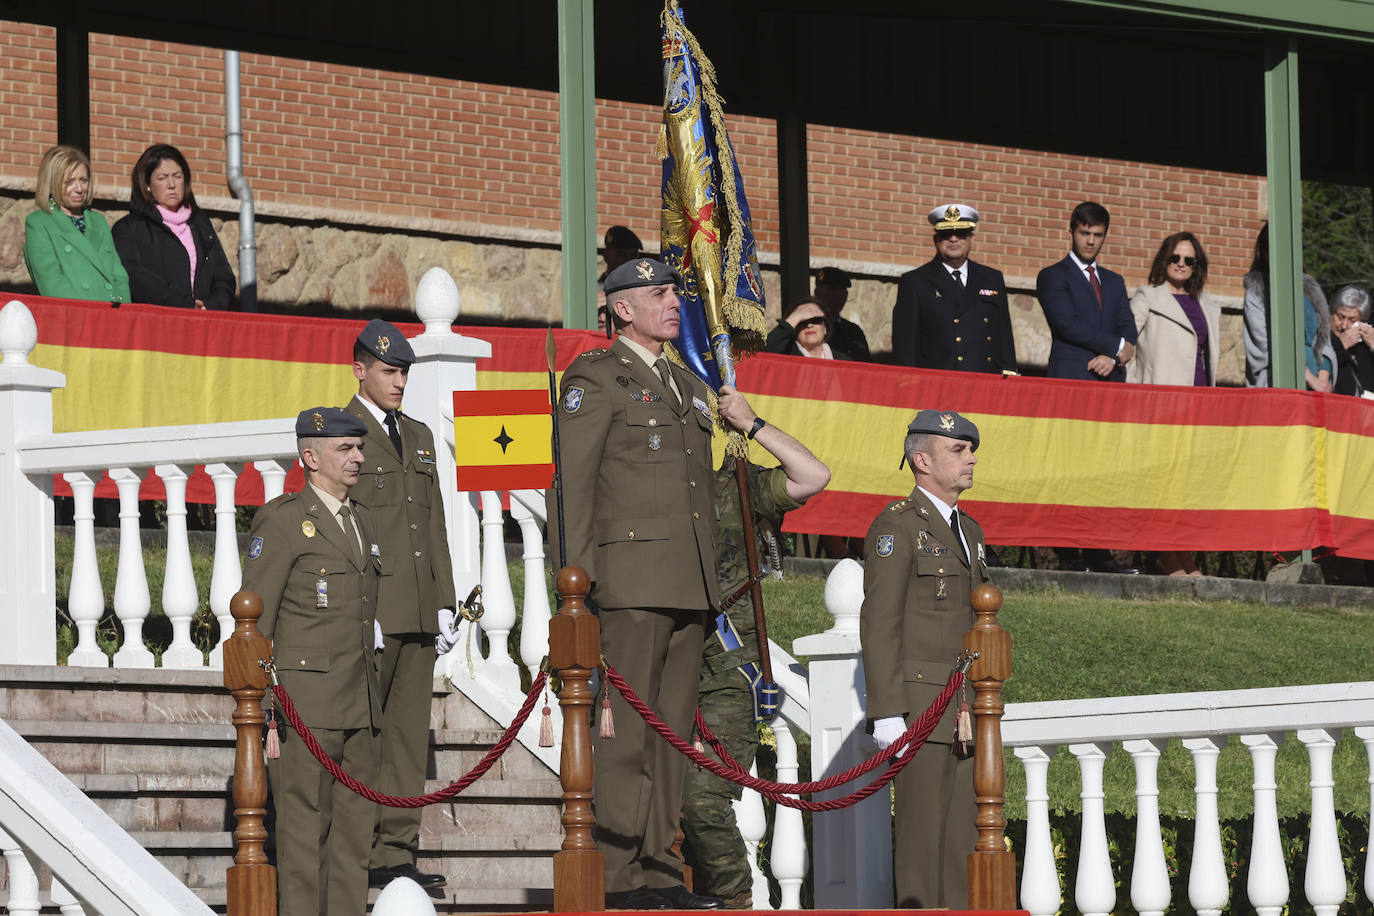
1014,745,1060,916
1298,728,1346,916
0,826,41,915
62,471,108,667
475,490,520,694
792,558,892,908
109,467,155,668
0,300,64,666
511,490,552,681
1123,738,1170,916
205,463,243,668
770,716,806,910
1182,736,1229,916
735,760,769,909
1241,733,1289,916
1069,742,1115,916
51,878,86,915
253,459,289,501
1355,726,1374,906
154,464,202,668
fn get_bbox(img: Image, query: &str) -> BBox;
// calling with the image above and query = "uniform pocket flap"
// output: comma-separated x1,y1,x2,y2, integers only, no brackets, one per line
915,554,957,576
624,404,673,427
595,516,670,545
275,646,331,673
903,656,952,683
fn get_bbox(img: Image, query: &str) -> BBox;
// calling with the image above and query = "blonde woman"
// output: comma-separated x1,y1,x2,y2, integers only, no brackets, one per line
23,145,130,302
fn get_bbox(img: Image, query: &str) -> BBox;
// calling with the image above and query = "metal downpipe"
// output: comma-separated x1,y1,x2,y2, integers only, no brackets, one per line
224,50,257,312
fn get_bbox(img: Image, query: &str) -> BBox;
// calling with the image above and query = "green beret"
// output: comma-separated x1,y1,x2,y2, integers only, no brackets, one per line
296,406,366,438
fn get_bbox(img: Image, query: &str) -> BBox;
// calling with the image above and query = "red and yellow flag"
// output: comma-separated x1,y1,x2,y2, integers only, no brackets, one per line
452,390,553,492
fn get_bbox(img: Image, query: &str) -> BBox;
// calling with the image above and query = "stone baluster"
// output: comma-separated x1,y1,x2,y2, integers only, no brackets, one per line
1298,728,1346,916
1014,745,1059,916
1355,726,1374,906
51,878,84,915
511,491,552,681
548,566,604,911
1123,739,1170,916
770,715,806,910
155,464,202,668
965,583,1014,909
224,589,276,914
206,463,244,668
1242,733,1289,916
477,490,519,693
109,467,154,668
253,459,289,501
0,827,40,915
62,471,107,667
1069,742,1114,916
734,762,768,909
1183,737,1228,916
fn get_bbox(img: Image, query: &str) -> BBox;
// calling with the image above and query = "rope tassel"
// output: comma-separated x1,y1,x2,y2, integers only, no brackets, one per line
538,688,554,748
265,705,280,760
598,672,616,739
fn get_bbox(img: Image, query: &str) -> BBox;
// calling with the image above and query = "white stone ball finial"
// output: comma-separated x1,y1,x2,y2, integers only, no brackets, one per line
372,876,438,915
414,267,460,336
824,557,865,636
0,300,38,366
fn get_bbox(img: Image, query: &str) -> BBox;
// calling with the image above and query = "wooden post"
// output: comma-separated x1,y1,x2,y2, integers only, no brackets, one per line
965,583,1016,910
549,566,605,911
223,589,276,915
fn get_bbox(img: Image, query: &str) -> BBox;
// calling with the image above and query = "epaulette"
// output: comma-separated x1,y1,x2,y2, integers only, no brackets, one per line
573,347,613,362
887,498,910,512
265,492,295,507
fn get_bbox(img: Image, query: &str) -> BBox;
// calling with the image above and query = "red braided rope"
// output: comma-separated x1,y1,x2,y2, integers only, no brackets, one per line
271,670,547,807
604,664,962,812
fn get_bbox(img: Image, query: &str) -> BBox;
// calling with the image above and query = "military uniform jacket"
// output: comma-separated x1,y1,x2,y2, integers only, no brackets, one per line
859,488,988,740
243,489,384,731
892,258,1015,373
346,395,456,635
549,337,719,611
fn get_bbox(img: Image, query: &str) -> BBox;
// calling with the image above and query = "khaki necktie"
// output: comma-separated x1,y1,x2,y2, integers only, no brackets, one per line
338,504,364,565
655,357,681,409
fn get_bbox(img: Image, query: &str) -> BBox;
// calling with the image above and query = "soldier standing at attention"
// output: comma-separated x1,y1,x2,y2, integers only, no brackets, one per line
682,425,830,908
860,409,989,909
345,319,457,890
550,256,760,910
243,407,383,916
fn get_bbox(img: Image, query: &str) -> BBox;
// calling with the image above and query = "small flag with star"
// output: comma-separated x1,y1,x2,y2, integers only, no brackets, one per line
452,390,554,491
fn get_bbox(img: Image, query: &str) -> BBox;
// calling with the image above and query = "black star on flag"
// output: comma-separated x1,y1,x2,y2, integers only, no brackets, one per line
493,425,514,453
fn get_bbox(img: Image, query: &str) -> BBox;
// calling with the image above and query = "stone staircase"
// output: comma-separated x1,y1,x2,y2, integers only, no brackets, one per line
0,664,562,913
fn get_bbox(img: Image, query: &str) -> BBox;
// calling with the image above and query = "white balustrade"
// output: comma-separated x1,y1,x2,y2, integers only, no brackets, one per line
510,489,551,681
476,490,520,693
1183,737,1228,916
735,760,769,909
1242,733,1288,916
62,471,106,667
156,464,202,668
51,879,86,915
110,468,154,668
205,463,243,668
1299,728,1346,916
1015,745,1060,916
1123,739,1169,916
769,716,806,910
1071,742,1115,916
1,826,40,914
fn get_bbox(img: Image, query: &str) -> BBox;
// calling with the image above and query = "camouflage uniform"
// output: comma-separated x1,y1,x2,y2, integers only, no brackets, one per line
682,456,800,906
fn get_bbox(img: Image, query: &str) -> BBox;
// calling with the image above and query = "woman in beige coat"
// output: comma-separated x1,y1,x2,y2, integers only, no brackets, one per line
1130,232,1220,575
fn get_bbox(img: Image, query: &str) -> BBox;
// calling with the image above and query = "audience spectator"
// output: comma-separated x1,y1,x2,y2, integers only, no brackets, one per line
112,143,236,310
892,204,1015,373
813,267,871,361
601,225,643,279
23,145,131,303
765,296,853,360
1330,286,1374,397
1242,224,1335,391
1129,232,1220,576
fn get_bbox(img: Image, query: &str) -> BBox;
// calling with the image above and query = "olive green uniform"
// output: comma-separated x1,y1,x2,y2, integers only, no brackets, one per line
345,396,456,870
859,488,987,909
548,337,718,893
683,458,798,904
244,486,384,916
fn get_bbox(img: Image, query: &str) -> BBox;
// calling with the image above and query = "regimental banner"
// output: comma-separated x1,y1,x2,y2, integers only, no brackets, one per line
18,293,1374,558
452,390,553,492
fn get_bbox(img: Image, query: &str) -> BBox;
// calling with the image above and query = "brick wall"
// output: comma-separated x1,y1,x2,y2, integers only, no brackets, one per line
0,22,1265,310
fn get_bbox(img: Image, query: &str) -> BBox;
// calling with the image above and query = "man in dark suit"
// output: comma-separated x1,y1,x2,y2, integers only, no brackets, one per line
1037,201,1137,381
891,204,1016,373
243,407,383,916
549,256,759,910
860,409,987,909
814,266,871,361
345,319,457,890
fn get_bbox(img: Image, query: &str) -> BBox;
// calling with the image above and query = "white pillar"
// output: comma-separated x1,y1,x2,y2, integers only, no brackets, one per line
62,471,108,667
1183,736,1229,916
1123,738,1170,916
253,459,289,501
792,558,892,908
1298,728,1347,916
1354,726,1374,907
474,490,519,694
511,490,551,681
1069,742,1115,916
109,467,154,668
0,300,64,665
51,878,86,915
155,464,202,668
734,760,769,909
205,463,243,669
1241,733,1289,916
1015,745,1061,916
0,826,40,915
770,716,806,910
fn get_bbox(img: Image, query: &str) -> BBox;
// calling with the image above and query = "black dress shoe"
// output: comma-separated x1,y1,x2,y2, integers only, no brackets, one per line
653,885,726,909
368,862,447,888
605,886,672,909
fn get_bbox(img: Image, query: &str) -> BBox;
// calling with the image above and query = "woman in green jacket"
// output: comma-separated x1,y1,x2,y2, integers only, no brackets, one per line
23,145,131,302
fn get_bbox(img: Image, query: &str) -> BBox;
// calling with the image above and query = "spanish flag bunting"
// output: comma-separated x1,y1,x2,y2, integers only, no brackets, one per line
452,389,553,492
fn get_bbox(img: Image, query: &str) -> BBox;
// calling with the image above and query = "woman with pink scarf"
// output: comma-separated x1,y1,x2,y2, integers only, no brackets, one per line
113,143,236,309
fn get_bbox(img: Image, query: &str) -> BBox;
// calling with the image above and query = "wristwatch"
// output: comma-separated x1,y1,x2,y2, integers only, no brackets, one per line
747,417,767,440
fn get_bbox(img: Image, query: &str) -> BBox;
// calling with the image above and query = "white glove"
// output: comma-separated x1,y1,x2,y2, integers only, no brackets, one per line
373,620,384,652
872,716,909,757
435,607,460,655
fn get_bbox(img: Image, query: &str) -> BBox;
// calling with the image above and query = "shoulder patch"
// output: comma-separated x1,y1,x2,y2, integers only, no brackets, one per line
247,536,263,560
563,387,585,413
876,534,894,558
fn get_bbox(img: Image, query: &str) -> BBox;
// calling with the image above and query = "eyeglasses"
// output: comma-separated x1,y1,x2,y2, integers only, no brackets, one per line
935,229,974,241
1167,254,1198,268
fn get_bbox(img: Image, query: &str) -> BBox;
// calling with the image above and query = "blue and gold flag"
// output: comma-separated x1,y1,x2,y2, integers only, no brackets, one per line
659,0,766,392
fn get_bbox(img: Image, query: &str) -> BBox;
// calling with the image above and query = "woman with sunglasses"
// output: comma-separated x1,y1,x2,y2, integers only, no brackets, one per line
765,295,854,360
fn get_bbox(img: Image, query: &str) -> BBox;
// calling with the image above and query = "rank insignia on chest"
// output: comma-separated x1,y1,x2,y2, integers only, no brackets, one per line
302,520,316,538
876,534,894,558
247,536,263,560
316,578,328,608
648,433,662,450
376,475,385,488
416,448,436,464
563,387,584,412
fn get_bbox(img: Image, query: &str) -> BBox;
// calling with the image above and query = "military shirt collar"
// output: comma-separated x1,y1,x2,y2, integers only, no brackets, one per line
916,485,958,524
307,481,352,519
355,393,392,428
617,333,666,371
